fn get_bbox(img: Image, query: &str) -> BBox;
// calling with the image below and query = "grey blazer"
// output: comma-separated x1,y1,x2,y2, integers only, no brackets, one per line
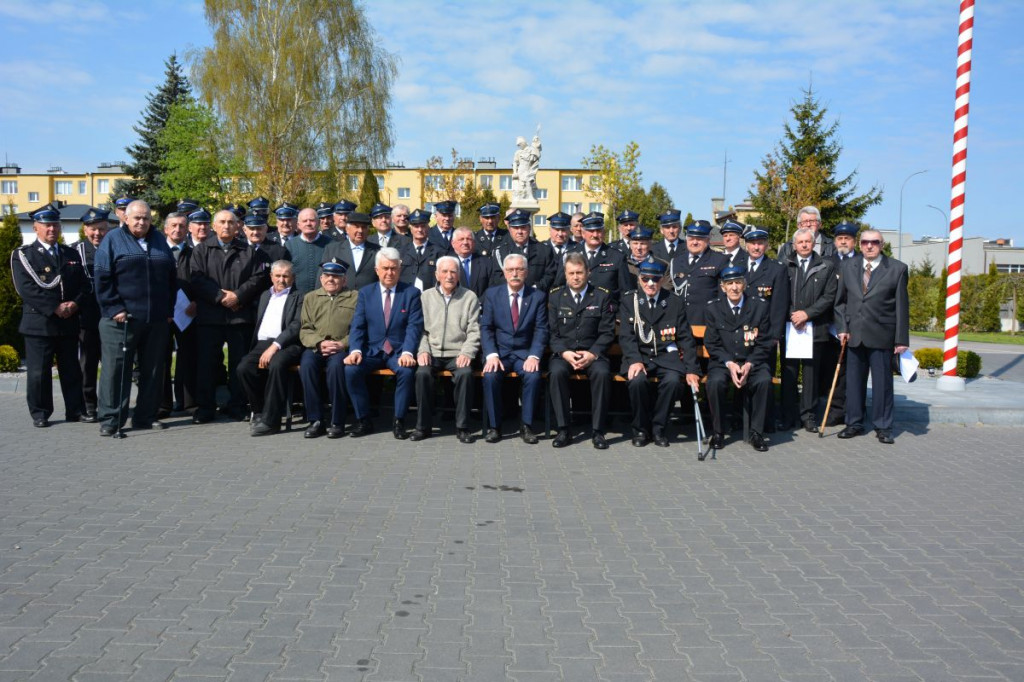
834,254,909,349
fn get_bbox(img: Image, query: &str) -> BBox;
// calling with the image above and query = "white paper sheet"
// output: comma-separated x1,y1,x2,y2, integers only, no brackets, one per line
899,349,919,383
785,321,814,359
173,290,193,331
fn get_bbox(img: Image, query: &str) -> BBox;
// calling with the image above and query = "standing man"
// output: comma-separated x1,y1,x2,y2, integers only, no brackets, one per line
702,266,775,452
823,221,860,425
781,227,838,432
322,211,380,291
479,254,549,444
316,201,337,236
651,210,684,263
669,220,729,326
399,208,445,291
569,211,585,244
579,212,630,305
267,202,299,245
112,196,134,227
610,209,639,256
160,211,197,416
412,256,481,443
777,206,836,262
473,202,510,258
237,261,305,436
495,208,557,293
717,221,747,265
368,202,409,251
189,209,270,422
242,213,288,264
75,207,110,421
541,212,582,288
93,200,177,433
618,257,699,447
391,204,412,238
186,208,211,247
286,208,333,293
547,253,616,449
743,227,790,429
10,204,89,427
834,230,909,444
452,226,501,299
428,200,458,254
331,199,356,240
625,226,655,279
343,248,424,439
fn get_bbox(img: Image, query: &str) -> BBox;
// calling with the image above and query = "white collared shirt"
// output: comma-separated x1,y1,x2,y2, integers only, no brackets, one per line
257,286,291,345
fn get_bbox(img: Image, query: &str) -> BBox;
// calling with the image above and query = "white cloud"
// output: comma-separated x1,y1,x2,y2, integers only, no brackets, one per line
0,0,109,24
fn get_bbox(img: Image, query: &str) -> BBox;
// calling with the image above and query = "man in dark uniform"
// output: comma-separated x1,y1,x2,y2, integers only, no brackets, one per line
547,252,616,449
541,212,582,289
742,227,789,430
777,206,836,262
10,204,89,427
473,202,510,258
242,213,288,264
618,256,700,447
717,221,747,265
160,211,197,415
650,210,684,263
494,208,557,293
247,196,270,218
578,212,630,305
112,196,134,227
399,209,445,291
331,199,356,240
75,207,110,421
428,200,458,254
186,208,210,248
625,226,655,279
669,220,729,326
316,201,338,238
452,226,501,299
368,202,410,251
266,202,299,245
222,203,247,223
609,209,638,257
177,198,200,216
703,266,775,452
322,212,380,291
821,221,860,425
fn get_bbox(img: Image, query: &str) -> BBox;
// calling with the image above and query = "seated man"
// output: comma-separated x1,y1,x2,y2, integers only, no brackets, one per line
479,253,549,444
547,252,616,449
703,265,775,452
412,256,481,443
237,261,305,436
343,247,424,439
298,259,358,438
618,256,699,447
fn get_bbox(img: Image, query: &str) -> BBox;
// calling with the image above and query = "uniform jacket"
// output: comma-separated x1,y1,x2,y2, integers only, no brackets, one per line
785,251,838,343
252,241,289,265
74,239,101,327
582,244,631,303
650,238,683,263
252,287,304,349
474,228,511,258
285,233,332,293
321,239,381,291
399,241,445,290
546,285,615,358
480,284,548,362
609,238,631,257
834,254,909,349
494,238,558,293
719,246,748,267
617,289,696,375
94,225,178,324
368,230,411,251
703,295,774,368
11,241,88,336
299,288,358,350
427,226,456,254
417,285,481,359
348,281,424,358
745,256,791,341
542,240,583,289
190,235,269,325
669,248,729,323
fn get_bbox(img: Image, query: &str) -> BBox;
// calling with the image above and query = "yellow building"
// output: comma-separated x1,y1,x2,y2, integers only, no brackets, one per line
1,162,127,216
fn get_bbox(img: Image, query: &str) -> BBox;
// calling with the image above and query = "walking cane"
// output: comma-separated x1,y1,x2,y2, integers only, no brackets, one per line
819,336,847,438
692,384,714,461
113,314,132,439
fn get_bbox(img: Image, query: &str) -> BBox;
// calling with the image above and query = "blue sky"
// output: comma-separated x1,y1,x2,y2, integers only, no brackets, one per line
2,0,1021,247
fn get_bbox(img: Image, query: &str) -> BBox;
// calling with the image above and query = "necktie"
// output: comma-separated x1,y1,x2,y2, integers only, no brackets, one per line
863,263,872,294
800,258,808,274
171,245,181,262
690,254,698,266
733,305,741,316
555,246,562,259
382,289,393,353
588,250,597,263
462,258,471,282
511,292,520,329
574,292,582,306
749,259,757,273
649,297,657,308
380,235,387,249
50,246,58,261
417,245,423,257
668,243,676,259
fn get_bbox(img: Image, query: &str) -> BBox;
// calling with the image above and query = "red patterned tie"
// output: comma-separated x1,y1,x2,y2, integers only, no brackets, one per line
383,289,393,354
511,292,520,330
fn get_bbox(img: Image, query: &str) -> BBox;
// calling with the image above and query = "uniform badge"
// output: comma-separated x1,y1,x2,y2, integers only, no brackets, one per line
428,260,435,266
758,285,772,298
44,266,51,273
743,326,759,347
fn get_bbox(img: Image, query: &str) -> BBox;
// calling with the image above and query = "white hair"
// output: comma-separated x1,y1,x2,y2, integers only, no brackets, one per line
436,255,459,272
502,253,527,270
375,246,402,266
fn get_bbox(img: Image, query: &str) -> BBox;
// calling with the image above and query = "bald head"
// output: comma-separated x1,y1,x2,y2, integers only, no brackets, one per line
297,208,318,238
124,200,152,238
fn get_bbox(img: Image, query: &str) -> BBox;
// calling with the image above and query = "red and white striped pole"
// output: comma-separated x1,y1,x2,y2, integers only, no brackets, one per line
938,0,973,391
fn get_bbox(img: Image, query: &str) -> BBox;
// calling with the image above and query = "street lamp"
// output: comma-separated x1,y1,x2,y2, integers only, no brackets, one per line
926,204,949,236
898,169,928,261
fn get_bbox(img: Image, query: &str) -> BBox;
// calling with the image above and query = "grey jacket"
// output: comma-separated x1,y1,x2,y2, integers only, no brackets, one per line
418,285,481,359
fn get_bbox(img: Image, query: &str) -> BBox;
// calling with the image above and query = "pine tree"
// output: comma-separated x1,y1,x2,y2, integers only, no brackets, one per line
751,87,883,247
0,208,24,354
123,54,192,215
357,169,381,214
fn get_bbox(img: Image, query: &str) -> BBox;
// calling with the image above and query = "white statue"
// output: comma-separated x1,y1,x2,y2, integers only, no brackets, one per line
511,129,542,206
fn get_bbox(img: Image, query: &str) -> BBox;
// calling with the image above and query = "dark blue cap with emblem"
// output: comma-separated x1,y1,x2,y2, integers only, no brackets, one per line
434,200,458,215
316,202,334,219
637,255,668,277
247,196,270,214
616,210,639,224
744,227,769,241
321,258,349,275
274,202,298,219
506,209,531,228
658,209,682,226
177,198,200,214
370,203,392,219
685,220,713,237
581,212,605,230
628,226,653,241
478,203,501,218
31,204,61,224
243,214,268,227
408,208,430,225
223,203,246,219
834,221,859,237
548,212,571,229
720,220,745,235
80,207,110,225
334,199,356,215
188,209,211,224
114,196,134,209
720,265,747,281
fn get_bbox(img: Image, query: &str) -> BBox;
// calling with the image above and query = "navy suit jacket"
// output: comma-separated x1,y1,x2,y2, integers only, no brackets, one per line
348,281,424,358
480,285,549,362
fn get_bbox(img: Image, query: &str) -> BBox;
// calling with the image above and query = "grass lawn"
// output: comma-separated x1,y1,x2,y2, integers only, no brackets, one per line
911,330,1024,346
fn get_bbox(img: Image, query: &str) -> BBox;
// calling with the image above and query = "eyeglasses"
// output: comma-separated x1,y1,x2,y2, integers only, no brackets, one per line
860,239,881,246
639,276,661,283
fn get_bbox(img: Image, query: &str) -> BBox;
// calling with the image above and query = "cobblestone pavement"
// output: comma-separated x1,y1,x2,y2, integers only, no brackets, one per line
1,391,1022,681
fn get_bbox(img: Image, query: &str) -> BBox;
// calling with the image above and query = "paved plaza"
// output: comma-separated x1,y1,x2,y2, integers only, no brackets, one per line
1,388,1023,681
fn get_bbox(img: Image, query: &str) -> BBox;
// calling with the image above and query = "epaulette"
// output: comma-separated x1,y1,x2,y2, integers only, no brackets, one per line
549,285,564,294
624,289,637,297
597,286,610,293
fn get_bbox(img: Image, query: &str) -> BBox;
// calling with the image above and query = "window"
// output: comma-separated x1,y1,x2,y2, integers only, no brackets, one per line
28,192,39,202
221,178,233,192
97,179,109,194
533,188,548,200
424,175,444,191
589,175,601,190
347,175,359,192
479,175,493,189
1,180,16,194
589,203,603,214
561,202,581,214
55,180,72,195
238,178,254,193
1,204,17,215
397,187,410,199
454,176,465,191
534,215,547,226
561,176,581,191
78,180,86,194
424,201,435,213
375,175,385,188
499,175,513,191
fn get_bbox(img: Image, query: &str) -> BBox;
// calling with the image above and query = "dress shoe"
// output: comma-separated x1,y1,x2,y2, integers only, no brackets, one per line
304,420,326,438
749,431,769,452
393,419,408,440
484,428,502,444
251,422,280,437
837,426,864,439
76,413,98,424
192,411,216,424
520,425,538,445
592,432,609,450
132,421,166,430
552,429,570,448
222,407,246,422
709,433,725,450
803,418,818,433
409,428,430,441
32,417,50,428
99,424,118,437
825,413,845,427
631,431,649,447
457,429,475,444
327,424,345,439
876,430,895,444
653,431,670,448
350,419,374,437
156,408,172,420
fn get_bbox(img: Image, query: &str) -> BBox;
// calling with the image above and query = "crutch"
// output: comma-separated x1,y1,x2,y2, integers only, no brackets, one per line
113,314,132,439
819,336,847,438
692,384,714,461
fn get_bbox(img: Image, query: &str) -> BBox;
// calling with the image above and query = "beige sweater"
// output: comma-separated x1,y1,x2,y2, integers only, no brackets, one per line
418,286,481,358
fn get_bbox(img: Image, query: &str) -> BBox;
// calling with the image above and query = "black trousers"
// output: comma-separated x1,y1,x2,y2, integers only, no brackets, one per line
781,341,827,423
97,318,169,428
820,336,847,419
626,362,681,436
195,324,252,417
707,363,771,436
236,341,304,426
549,356,610,433
414,357,474,431
24,333,85,421
162,323,197,412
846,344,895,432
78,323,101,413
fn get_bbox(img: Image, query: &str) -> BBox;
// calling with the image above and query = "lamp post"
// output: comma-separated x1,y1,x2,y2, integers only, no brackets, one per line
898,169,928,261
926,204,949,235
